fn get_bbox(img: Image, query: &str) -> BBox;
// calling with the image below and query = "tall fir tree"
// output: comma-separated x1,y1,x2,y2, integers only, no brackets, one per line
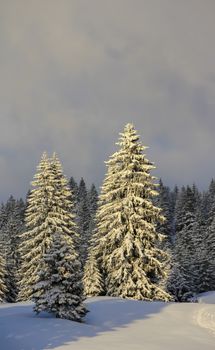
0,197,25,302
87,184,98,243
77,178,91,265
169,211,198,299
83,184,100,295
87,124,171,301
154,179,174,245
169,185,205,299
69,176,79,216
203,179,215,226
18,152,86,324
0,254,7,302
83,249,103,297
18,152,51,300
167,262,192,301
204,216,215,291
4,201,25,302
88,184,98,218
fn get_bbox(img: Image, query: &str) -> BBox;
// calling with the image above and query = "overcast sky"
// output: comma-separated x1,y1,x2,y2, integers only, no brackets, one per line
0,0,215,200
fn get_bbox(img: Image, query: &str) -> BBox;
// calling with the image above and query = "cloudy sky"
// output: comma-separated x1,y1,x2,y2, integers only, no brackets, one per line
0,0,215,200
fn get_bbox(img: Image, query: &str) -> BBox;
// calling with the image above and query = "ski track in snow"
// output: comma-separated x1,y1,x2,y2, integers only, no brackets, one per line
193,306,215,336
193,291,215,337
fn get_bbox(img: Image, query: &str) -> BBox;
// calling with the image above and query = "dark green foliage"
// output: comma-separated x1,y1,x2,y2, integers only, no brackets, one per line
76,178,91,265
155,179,175,244
0,197,25,302
33,233,87,322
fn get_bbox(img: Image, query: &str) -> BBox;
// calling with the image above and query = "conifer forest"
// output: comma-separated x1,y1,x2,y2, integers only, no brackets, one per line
0,124,214,323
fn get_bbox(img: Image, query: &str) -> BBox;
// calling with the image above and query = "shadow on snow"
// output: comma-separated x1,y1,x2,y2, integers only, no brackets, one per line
0,297,168,350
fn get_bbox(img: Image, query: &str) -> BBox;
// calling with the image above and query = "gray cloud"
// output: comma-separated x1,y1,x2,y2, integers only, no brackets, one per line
0,0,215,200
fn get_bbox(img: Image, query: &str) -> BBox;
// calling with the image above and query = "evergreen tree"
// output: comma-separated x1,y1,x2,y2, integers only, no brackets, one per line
33,233,87,322
0,197,25,302
83,250,103,296
155,179,174,244
169,212,198,299
170,185,179,241
4,201,25,302
203,179,215,226
77,178,91,265
0,254,6,302
18,151,83,320
88,124,171,301
18,153,51,300
192,203,209,293
174,186,197,233
0,197,16,254
88,184,98,218
69,176,79,216
170,185,205,298
0,203,6,260
204,216,215,290
167,262,192,301
87,184,98,243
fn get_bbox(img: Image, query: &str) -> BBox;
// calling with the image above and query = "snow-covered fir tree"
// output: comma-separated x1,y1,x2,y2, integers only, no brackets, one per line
18,152,51,300
18,152,84,318
204,216,215,290
169,186,205,299
169,212,198,299
0,253,7,302
33,233,87,321
154,179,174,245
4,202,25,302
88,184,98,218
0,204,6,260
167,262,193,301
83,249,103,296
87,184,98,236
192,203,209,293
88,124,171,301
69,176,79,216
0,197,25,302
77,178,91,265
174,186,196,233
202,179,215,226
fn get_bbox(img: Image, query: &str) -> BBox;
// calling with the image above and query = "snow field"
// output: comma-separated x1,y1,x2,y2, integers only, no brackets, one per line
0,295,215,350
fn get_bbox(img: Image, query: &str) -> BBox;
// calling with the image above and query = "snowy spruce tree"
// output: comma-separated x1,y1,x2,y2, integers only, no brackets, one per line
18,153,86,322
169,186,205,299
154,179,174,245
83,249,103,296
202,179,215,226
33,233,87,321
88,124,171,301
0,197,25,302
18,152,51,300
204,216,215,290
167,262,192,301
83,185,102,297
87,184,98,238
0,254,6,302
69,176,79,216
77,178,91,265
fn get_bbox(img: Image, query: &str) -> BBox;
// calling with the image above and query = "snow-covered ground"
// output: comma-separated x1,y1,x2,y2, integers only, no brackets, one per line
0,294,215,350
196,291,215,304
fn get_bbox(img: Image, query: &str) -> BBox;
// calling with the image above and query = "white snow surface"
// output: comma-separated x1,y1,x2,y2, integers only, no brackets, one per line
0,296,215,350
196,291,215,304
